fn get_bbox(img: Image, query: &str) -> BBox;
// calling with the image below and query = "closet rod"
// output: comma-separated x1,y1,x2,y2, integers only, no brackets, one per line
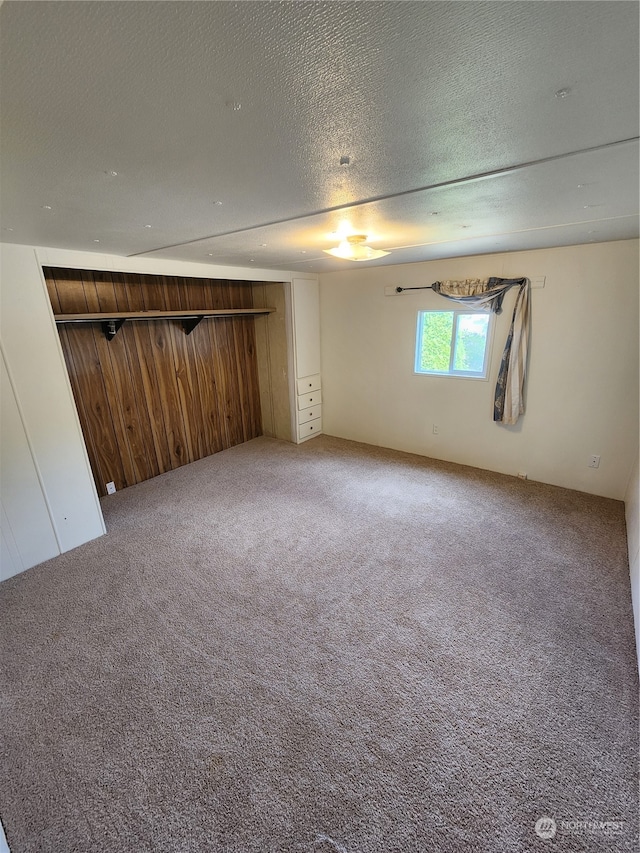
54,308,275,340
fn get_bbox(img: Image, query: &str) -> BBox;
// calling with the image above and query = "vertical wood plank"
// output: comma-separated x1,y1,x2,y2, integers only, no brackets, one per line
44,272,62,313
101,323,157,485
162,276,183,311
92,327,138,488
218,317,245,448
117,323,161,481
147,320,190,468
206,319,233,450
49,268,89,313
231,317,252,443
61,325,127,494
166,320,195,465
92,270,119,313
57,325,102,488
111,272,135,311
80,269,101,313
141,275,169,311
239,316,262,439
187,322,224,457
237,281,254,310
201,278,219,309
123,274,146,312
131,322,174,475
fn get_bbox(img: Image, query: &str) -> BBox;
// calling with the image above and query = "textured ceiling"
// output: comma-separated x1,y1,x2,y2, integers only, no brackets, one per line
1,1,638,272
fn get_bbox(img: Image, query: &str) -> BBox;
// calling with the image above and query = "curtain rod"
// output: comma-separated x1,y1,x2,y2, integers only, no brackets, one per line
395,277,526,294
395,284,436,293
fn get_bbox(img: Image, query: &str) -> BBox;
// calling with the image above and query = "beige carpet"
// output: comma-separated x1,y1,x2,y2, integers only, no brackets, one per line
0,435,638,852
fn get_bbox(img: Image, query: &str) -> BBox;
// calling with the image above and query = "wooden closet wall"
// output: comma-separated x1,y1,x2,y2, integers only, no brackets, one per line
45,267,264,496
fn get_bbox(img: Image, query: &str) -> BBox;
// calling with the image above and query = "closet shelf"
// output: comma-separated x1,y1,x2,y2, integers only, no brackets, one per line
54,308,275,339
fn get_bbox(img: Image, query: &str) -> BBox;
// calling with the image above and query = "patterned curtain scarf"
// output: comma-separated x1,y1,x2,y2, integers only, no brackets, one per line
431,277,530,425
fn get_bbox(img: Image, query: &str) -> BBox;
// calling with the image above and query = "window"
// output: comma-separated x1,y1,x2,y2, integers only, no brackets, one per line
415,309,491,378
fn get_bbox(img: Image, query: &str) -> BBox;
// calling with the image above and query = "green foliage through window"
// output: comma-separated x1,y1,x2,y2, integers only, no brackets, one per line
415,309,490,377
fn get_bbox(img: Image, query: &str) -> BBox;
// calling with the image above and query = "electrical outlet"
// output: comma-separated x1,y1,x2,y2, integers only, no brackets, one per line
106,481,116,494
531,276,546,289
432,424,439,435
517,472,528,480
588,455,600,469
384,285,398,296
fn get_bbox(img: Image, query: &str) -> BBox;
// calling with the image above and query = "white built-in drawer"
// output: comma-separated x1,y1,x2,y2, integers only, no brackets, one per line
296,373,321,396
298,418,322,440
297,405,322,425
297,390,321,410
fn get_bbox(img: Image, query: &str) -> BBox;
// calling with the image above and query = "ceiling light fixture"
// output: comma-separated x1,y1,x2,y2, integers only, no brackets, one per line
323,234,390,262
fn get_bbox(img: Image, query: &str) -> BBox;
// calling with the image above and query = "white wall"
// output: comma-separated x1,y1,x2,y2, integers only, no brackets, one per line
0,244,106,577
625,451,639,666
319,240,639,500
1,349,60,579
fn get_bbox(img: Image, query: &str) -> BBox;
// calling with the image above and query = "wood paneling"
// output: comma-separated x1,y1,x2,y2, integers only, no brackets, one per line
252,282,292,442
45,268,264,496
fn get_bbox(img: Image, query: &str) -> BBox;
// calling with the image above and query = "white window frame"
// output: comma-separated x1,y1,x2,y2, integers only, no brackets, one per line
414,307,493,379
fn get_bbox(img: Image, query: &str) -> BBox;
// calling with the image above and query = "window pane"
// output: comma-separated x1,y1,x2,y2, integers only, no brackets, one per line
453,313,490,373
419,311,453,372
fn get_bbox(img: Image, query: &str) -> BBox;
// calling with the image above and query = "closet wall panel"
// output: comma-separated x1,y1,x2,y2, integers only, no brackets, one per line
45,268,263,496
